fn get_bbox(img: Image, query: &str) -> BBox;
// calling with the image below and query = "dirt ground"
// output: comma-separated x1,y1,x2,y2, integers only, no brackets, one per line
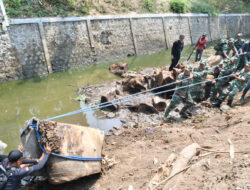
29,93,250,190
95,96,250,190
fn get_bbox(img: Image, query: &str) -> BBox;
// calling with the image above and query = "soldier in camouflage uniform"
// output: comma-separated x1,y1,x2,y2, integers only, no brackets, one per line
215,39,229,58
191,60,212,102
227,38,238,57
215,62,250,107
234,33,245,54
210,57,238,105
164,66,195,122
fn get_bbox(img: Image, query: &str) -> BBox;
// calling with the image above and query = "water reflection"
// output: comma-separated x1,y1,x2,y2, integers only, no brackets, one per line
80,102,121,133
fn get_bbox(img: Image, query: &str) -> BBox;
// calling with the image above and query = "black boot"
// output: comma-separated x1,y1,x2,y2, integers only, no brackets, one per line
214,100,223,108
227,99,233,107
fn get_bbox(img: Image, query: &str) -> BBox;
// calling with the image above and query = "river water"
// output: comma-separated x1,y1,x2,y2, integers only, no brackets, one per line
0,46,196,153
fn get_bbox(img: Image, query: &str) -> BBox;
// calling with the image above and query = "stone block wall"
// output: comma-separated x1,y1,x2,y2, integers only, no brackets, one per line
131,17,166,54
0,13,250,82
0,30,22,82
8,24,48,78
91,18,135,63
189,16,212,43
164,16,192,47
43,21,93,72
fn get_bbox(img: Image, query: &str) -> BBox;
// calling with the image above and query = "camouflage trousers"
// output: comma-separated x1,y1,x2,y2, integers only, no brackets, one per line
191,85,205,102
217,84,242,103
237,55,250,71
210,79,230,104
164,93,195,119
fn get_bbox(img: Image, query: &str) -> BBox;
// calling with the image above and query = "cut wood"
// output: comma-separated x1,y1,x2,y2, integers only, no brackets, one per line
152,97,170,112
100,88,120,111
198,147,250,154
123,75,147,93
152,166,190,190
148,153,176,190
162,143,200,190
109,62,128,77
227,138,235,161
123,97,158,114
206,55,223,66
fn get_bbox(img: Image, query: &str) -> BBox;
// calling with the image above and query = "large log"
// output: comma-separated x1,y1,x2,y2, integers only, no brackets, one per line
123,97,158,114
206,55,223,66
109,62,128,77
162,143,200,190
122,75,147,93
100,88,120,111
21,120,104,184
152,97,170,112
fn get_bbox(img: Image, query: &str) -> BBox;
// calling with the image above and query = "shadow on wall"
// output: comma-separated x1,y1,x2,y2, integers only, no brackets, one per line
50,33,76,72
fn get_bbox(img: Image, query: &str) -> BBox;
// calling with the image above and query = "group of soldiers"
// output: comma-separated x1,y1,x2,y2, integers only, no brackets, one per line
164,33,250,122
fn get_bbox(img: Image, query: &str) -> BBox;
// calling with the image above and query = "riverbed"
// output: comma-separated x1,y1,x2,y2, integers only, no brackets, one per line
0,45,198,153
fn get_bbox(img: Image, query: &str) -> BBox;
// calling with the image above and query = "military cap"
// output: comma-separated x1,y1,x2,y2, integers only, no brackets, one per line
185,66,192,71
245,62,250,67
179,34,185,39
202,33,207,36
228,38,234,43
237,33,243,37
220,39,227,44
200,60,207,65
8,150,23,163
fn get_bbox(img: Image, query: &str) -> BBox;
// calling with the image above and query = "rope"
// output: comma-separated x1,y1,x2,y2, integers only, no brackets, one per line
45,74,233,121
45,77,190,121
21,118,102,161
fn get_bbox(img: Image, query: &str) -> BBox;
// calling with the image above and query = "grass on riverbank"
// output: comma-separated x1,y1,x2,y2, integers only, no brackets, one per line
3,0,250,18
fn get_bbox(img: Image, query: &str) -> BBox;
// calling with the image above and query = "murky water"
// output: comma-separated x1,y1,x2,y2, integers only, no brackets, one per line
0,45,199,153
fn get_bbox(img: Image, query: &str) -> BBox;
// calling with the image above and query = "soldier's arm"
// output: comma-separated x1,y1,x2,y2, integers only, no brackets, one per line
222,51,229,59
233,47,239,56
232,74,245,82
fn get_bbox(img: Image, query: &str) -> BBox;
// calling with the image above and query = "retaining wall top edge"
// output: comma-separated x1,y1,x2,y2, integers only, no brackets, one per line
9,13,250,25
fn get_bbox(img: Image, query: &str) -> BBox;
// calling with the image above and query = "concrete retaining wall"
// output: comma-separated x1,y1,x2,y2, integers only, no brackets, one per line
0,11,250,82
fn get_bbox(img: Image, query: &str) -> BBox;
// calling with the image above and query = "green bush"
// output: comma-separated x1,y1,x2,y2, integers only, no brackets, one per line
191,0,219,15
170,0,190,13
6,0,22,8
142,0,156,13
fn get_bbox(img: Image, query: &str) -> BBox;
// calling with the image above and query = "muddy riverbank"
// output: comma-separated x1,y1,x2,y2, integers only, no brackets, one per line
0,43,196,153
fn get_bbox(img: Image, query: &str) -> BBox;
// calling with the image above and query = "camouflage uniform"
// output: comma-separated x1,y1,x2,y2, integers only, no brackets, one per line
226,38,237,56
164,67,195,121
191,61,212,101
210,58,237,104
215,39,228,58
234,39,245,53
217,65,250,106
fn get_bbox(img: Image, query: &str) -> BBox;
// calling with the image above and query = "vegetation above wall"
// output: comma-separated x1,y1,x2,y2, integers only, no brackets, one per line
3,0,250,18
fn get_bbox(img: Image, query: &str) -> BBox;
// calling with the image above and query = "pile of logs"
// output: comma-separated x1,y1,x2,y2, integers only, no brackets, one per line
103,56,222,113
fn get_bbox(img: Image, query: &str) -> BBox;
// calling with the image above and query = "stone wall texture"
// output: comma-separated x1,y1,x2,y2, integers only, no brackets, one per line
43,21,93,72
91,18,135,63
0,13,250,82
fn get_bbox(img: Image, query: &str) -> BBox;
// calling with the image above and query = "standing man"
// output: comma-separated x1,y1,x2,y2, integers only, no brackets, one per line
238,41,250,71
195,33,208,62
164,66,195,122
227,38,238,57
169,35,185,71
234,33,245,54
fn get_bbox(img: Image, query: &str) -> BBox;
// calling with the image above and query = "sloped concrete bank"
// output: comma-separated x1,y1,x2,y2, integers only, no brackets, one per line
0,0,250,82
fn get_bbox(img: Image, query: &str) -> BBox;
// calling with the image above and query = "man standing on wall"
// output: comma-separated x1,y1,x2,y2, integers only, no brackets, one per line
169,35,185,71
195,33,207,62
